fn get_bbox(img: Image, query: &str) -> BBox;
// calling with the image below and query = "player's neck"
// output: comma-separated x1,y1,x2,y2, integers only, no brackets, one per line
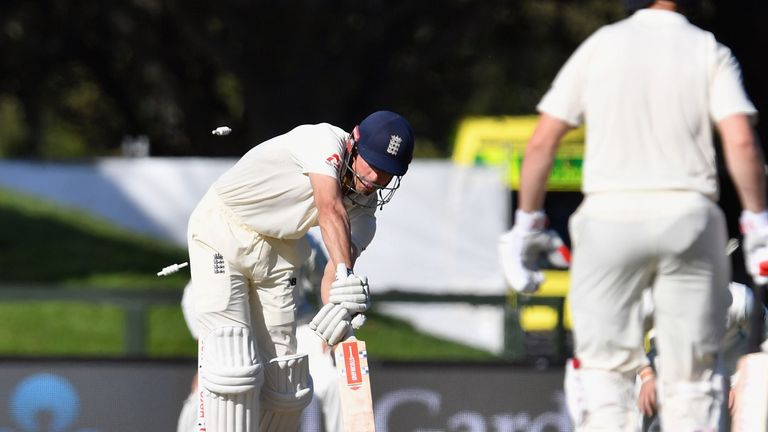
648,1,677,12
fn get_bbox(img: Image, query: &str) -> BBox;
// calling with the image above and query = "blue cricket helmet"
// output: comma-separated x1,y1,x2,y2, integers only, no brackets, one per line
356,111,414,176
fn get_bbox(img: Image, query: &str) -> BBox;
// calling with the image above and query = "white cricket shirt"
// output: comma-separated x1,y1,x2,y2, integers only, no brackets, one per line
538,9,757,199
212,123,377,251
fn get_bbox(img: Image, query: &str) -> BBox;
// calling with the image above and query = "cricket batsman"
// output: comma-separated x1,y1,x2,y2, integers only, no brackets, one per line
186,111,414,432
500,0,768,430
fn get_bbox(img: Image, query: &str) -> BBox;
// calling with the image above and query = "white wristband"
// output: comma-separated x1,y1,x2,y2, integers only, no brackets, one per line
514,209,546,231
740,210,768,233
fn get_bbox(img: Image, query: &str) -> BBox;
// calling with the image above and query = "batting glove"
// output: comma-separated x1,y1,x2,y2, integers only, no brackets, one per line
740,210,768,285
309,303,351,345
498,209,571,293
329,272,371,315
308,304,367,345
309,264,370,345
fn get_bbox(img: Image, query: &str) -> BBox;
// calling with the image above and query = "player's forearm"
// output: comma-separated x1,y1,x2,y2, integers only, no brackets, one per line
318,219,351,305
726,151,765,213
519,145,555,211
518,114,570,211
320,262,336,304
720,114,767,212
317,204,354,271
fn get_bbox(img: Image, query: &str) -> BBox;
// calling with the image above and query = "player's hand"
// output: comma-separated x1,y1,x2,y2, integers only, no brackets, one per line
308,304,368,346
498,209,571,293
740,210,768,285
637,367,657,417
310,264,370,345
309,303,352,345
329,272,371,315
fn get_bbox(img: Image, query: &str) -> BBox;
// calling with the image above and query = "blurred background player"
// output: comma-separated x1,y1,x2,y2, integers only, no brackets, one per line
187,110,413,432
177,235,343,432
501,0,767,430
636,281,768,431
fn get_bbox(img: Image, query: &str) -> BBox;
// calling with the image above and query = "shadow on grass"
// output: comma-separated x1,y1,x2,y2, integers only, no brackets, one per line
0,189,187,285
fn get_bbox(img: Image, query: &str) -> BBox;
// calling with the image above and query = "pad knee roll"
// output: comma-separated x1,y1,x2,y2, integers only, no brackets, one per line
201,326,264,394
199,326,264,432
260,353,314,432
564,362,637,432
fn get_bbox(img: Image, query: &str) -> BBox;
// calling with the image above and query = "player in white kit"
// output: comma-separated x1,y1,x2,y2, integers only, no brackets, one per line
500,1,768,430
187,111,414,432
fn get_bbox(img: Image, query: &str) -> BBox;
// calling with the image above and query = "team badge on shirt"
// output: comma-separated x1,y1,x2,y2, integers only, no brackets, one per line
326,153,341,170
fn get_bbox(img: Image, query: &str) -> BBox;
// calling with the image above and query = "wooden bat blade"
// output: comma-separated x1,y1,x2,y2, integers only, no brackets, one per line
336,336,375,432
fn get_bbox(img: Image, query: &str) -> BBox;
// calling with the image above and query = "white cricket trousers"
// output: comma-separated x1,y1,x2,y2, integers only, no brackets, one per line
568,191,729,431
187,189,309,359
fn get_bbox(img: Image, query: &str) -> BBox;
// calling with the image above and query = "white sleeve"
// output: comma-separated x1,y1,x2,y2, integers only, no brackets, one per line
536,29,603,126
709,42,758,124
291,124,347,178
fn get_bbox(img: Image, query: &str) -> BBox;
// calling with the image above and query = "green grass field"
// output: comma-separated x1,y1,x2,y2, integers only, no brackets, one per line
0,187,499,361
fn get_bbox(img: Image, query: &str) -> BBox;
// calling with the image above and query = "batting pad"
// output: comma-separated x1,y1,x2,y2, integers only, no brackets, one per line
260,353,314,432
565,366,637,431
199,326,264,432
732,353,768,432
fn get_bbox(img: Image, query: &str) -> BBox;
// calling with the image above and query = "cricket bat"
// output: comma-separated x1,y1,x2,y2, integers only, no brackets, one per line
333,263,376,432
731,262,768,432
336,333,375,432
